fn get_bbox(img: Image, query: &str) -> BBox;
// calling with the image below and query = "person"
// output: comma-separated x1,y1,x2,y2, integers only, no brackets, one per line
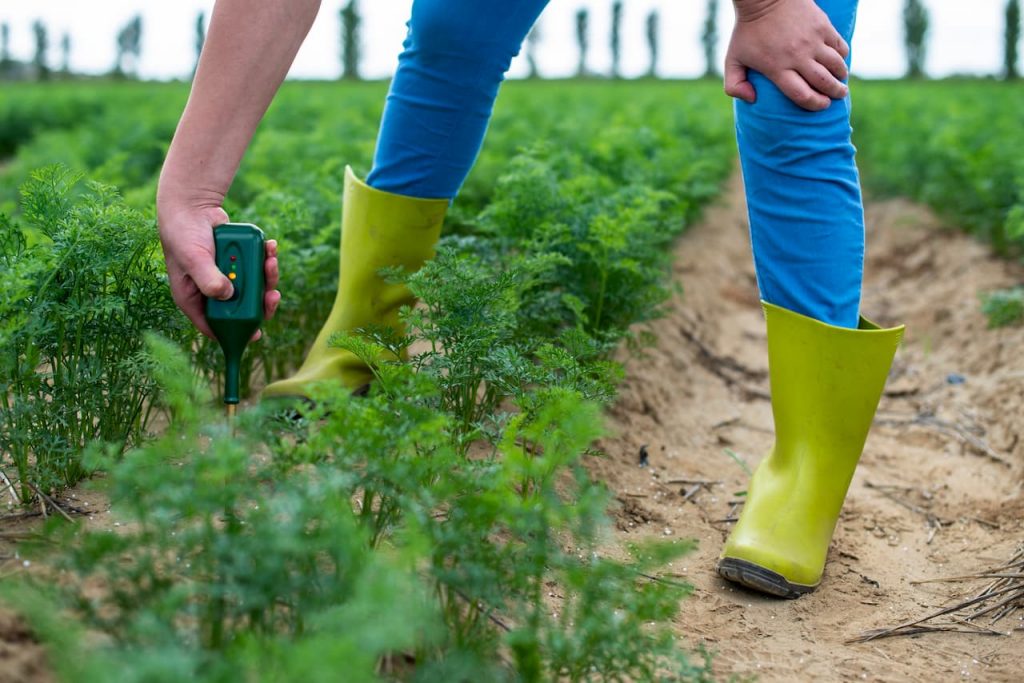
156,0,902,599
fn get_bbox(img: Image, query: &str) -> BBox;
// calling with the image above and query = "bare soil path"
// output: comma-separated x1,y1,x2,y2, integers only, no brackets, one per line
595,171,1024,681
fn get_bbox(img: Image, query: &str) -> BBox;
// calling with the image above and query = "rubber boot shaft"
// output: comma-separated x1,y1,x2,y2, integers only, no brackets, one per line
719,301,903,596
262,167,447,400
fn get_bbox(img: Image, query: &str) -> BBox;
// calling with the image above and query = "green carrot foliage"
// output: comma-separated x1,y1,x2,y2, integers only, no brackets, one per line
0,167,191,498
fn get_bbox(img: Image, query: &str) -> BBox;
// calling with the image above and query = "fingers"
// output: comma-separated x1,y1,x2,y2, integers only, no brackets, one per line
166,262,217,339
249,290,282,343
185,303,219,340
174,286,219,340
829,32,851,61
264,288,281,321
724,59,756,103
799,61,848,101
248,239,283,342
263,237,281,323
817,46,850,83
774,70,830,112
186,253,234,301
265,239,279,290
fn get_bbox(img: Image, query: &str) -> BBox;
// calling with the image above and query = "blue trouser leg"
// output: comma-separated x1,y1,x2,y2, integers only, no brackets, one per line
736,0,863,328
366,0,549,200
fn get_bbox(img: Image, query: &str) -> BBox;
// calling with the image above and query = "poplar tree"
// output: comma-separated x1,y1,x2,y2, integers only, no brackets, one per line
1,24,10,68
610,1,622,79
114,16,143,79
903,0,929,79
340,0,362,81
526,24,541,79
702,0,719,78
32,20,49,81
646,11,659,78
60,33,71,76
1006,0,1021,80
575,9,589,78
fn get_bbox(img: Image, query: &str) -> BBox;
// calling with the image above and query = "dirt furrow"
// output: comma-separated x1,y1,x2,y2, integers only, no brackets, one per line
595,171,1024,681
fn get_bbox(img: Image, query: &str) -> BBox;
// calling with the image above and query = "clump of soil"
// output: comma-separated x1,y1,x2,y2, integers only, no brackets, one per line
595,173,1024,681
0,609,53,683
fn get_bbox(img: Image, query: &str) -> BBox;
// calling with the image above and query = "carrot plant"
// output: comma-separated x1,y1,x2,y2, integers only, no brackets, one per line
981,286,1024,327
0,167,192,498
852,80,1024,256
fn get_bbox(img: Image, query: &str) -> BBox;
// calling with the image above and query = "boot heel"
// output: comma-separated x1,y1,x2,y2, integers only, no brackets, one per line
717,558,816,599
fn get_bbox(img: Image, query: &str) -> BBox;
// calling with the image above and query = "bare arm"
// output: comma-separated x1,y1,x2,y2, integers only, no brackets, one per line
157,0,322,338
725,0,850,111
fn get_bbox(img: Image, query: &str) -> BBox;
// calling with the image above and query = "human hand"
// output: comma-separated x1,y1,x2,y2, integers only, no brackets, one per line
725,0,851,111
156,189,281,341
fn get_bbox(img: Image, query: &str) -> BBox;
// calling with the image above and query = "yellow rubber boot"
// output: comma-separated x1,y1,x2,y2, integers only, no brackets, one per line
262,166,447,400
718,301,904,598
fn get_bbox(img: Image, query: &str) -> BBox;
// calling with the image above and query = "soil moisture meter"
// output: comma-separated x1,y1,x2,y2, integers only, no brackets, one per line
205,223,265,417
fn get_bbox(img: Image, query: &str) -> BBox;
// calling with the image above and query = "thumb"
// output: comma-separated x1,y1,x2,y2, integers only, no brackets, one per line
724,60,756,103
188,254,234,301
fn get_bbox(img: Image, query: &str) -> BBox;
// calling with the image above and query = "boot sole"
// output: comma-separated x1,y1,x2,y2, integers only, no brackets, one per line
263,383,372,420
716,558,816,599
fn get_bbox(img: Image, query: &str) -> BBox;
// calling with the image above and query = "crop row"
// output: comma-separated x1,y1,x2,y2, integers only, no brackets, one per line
0,81,734,680
852,80,1024,256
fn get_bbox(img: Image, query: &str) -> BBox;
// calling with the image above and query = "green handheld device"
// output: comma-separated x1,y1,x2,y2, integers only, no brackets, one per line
205,223,265,416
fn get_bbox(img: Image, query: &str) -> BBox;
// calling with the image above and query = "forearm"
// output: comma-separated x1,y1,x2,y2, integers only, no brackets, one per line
158,0,321,206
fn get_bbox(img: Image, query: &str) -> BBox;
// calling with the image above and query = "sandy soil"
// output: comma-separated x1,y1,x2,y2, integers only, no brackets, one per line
595,172,1024,681
0,610,53,683
2,172,1023,681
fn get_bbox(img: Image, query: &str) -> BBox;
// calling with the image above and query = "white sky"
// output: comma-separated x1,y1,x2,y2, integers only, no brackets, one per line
0,1,1013,80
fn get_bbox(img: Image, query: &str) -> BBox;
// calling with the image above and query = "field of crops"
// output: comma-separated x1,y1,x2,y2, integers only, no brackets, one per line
1,79,1023,681
852,80,1024,256
1,80,738,681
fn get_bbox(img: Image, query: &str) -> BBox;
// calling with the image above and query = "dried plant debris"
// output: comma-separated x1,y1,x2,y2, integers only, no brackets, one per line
864,481,953,544
851,544,1024,643
875,411,1011,467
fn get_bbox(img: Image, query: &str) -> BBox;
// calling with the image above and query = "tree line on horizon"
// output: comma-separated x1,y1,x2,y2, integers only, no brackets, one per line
0,0,1021,83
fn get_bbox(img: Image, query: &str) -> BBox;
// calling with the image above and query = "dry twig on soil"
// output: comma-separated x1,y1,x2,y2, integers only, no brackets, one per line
850,543,1024,643
27,483,75,523
0,469,20,506
875,412,1011,467
676,324,770,401
864,481,953,544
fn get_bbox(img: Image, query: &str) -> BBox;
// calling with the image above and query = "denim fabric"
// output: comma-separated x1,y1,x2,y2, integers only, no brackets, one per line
736,0,863,328
366,0,549,199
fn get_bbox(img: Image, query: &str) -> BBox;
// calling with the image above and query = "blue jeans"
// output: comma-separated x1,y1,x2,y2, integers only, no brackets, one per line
367,0,863,327
366,0,549,199
737,1,862,328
